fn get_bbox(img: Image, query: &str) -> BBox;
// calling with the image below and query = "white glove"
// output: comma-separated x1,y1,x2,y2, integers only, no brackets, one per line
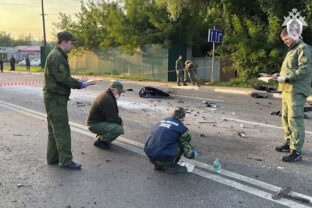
277,76,286,83
272,73,280,78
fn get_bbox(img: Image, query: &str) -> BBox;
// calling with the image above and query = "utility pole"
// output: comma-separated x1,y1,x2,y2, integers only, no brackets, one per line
41,0,47,46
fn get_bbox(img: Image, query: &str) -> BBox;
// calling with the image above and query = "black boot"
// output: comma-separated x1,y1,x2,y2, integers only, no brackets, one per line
275,142,290,152
282,150,302,162
94,137,111,149
165,163,187,174
154,164,165,171
61,161,82,170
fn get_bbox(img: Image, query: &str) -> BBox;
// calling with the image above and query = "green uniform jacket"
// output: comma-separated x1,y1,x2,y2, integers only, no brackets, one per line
175,59,184,71
86,89,122,126
43,46,82,98
278,40,312,97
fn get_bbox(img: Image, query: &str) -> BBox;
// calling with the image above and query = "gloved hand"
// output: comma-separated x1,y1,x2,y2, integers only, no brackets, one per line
277,76,289,83
272,73,280,78
194,151,198,158
81,82,87,89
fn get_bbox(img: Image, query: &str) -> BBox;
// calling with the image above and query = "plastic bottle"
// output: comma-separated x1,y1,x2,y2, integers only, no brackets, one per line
213,158,221,173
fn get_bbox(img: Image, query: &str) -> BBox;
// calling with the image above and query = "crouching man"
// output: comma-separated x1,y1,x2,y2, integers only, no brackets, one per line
86,81,125,149
144,107,198,174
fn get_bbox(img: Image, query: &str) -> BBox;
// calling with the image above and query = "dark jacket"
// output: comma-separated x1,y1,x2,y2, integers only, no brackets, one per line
10,57,15,65
144,117,188,162
86,89,122,126
43,46,82,99
26,57,30,66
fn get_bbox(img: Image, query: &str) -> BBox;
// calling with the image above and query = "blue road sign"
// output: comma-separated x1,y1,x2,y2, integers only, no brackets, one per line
208,29,223,43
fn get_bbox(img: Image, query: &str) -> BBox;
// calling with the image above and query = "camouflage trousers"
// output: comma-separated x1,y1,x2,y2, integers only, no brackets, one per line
88,121,124,143
148,147,182,169
184,70,196,85
44,97,73,167
281,92,307,152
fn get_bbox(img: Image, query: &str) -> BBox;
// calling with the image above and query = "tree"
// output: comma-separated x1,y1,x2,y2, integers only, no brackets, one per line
0,32,33,47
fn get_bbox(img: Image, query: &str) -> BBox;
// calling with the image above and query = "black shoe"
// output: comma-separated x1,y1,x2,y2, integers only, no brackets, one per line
61,161,82,170
154,164,165,171
282,150,302,162
177,84,181,86
183,84,187,86
47,161,59,165
94,139,111,149
275,143,290,152
165,163,187,174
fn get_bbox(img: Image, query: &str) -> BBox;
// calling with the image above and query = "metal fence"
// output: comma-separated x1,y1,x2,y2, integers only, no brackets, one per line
69,46,169,81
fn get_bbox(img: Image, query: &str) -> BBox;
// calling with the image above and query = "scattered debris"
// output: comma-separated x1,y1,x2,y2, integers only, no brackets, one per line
139,86,169,98
238,132,247,138
17,184,24,188
81,152,85,155
304,106,312,112
206,108,218,111
277,166,284,170
105,159,111,162
12,134,23,136
254,85,278,93
200,134,205,137
198,121,217,124
271,111,308,119
177,100,184,103
126,89,133,91
270,111,281,116
240,124,244,128
272,187,310,203
75,101,86,107
251,92,269,98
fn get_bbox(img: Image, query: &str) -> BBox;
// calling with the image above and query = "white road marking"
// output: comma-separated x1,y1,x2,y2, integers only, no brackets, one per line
0,99,311,207
223,117,312,135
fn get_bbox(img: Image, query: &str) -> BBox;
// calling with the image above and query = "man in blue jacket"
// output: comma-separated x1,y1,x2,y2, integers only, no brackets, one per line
144,107,198,174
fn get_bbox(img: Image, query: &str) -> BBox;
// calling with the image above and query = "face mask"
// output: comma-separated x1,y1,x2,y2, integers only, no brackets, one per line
114,94,119,100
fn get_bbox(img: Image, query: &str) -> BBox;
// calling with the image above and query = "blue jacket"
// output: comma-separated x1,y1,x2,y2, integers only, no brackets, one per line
144,117,187,162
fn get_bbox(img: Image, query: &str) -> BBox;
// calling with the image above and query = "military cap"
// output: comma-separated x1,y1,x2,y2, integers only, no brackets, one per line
57,31,78,42
174,107,186,119
111,81,125,93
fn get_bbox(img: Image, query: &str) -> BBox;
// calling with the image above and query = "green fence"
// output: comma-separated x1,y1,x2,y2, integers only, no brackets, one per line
69,45,169,81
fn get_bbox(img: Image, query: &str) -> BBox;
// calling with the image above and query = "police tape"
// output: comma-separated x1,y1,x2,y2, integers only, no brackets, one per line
0,81,44,87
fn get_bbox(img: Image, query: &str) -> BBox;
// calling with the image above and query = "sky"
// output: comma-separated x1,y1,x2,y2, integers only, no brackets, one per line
0,0,82,42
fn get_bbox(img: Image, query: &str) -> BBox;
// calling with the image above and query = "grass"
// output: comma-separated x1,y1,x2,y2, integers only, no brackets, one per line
4,66,43,72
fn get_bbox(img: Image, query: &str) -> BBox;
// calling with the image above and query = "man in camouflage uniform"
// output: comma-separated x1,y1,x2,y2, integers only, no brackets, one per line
184,59,196,85
86,81,125,149
175,55,185,86
275,27,312,162
144,107,198,174
43,31,87,169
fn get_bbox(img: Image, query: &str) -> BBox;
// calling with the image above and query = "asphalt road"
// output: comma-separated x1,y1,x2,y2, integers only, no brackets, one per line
1,72,312,208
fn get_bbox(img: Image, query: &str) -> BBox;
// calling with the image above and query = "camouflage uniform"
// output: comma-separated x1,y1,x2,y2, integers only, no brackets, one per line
184,60,196,85
43,46,82,167
175,58,185,85
278,40,312,153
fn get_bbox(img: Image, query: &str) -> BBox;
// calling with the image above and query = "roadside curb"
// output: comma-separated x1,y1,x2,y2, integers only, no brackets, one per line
5,70,312,101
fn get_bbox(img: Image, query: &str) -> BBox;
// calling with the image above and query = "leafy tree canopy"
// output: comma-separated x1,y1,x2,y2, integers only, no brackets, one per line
55,0,312,80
